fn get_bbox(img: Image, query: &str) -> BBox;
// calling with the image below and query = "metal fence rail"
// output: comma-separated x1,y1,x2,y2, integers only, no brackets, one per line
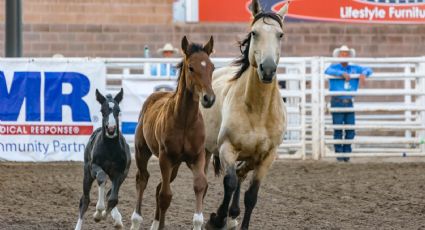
104,57,425,160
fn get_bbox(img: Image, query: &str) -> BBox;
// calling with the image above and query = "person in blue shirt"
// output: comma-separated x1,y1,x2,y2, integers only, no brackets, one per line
325,45,373,162
150,43,178,77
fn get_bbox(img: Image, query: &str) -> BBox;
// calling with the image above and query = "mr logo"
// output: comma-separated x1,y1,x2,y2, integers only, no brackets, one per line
0,72,91,122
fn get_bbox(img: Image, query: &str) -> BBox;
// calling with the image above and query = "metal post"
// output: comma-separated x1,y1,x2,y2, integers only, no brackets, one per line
300,61,306,160
287,66,300,142
404,66,412,139
5,0,22,57
319,58,326,159
185,0,199,22
311,58,320,160
418,62,425,153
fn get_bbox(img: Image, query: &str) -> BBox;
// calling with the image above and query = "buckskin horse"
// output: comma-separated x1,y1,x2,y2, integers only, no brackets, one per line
75,88,131,230
201,1,289,229
130,36,215,230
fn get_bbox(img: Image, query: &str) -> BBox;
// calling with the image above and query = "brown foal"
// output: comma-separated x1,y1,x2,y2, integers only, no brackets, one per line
130,36,215,230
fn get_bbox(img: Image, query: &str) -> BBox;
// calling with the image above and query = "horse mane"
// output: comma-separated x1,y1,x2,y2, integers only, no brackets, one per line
231,12,283,80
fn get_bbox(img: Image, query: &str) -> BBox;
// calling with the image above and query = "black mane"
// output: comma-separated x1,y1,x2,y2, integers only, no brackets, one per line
231,12,283,80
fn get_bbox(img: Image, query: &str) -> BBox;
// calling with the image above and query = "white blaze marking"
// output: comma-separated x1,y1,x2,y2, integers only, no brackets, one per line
108,102,117,128
108,113,116,127
201,61,206,67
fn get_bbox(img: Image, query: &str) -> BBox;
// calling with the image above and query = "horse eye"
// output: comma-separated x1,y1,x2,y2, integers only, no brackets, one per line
189,66,194,72
279,33,284,38
251,31,256,37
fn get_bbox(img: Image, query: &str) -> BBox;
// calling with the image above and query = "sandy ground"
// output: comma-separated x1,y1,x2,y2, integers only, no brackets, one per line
1,160,425,230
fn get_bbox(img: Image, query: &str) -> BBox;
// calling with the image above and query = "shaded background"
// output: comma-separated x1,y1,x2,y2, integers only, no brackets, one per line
0,0,424,58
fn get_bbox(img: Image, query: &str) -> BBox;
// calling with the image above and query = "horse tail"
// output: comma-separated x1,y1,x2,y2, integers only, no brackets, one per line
212,155,222,177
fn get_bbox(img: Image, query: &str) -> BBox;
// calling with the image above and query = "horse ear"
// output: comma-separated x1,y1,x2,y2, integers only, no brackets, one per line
251,0,262,17
277,1,289,21
114,88,123,104
181,36,190,56
203,36,214,55
96,89,106,104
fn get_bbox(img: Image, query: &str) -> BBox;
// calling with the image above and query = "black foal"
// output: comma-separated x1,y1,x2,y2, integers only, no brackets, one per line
75,88,131,230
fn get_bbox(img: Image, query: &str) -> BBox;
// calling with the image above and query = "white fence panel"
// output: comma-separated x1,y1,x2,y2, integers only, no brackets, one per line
104,58,308,159
104,57,425,160
319,57,425,159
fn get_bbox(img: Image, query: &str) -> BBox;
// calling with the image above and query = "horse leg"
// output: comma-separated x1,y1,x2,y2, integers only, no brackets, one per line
108,175,126,229
228,162,254,229
91,163,108,222
75,165,94,230
151,155,173,230
204,149,213,175
131,141,152,230
207,141,239,229
201,149,213,204
227,181,241,230
240,151,276,230
93,182,106,222
150,162,180,230
101,174,126,228
189,151,208,230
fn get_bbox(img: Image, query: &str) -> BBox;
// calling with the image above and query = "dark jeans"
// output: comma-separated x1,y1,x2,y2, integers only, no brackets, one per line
331,97,355,153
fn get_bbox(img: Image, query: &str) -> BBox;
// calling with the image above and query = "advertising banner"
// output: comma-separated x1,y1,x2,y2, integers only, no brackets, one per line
121,78,177,142
199,0,425,24
0,59,106,161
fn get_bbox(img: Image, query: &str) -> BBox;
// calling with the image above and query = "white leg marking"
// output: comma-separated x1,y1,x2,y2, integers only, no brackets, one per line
75,218,83,230
111,207,123,228
192,212,204,230
150,220,159,230
93,183,106,221
227,217,239,229
130,211,143,230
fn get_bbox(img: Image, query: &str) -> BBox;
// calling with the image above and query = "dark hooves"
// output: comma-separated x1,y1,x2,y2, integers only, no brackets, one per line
205,213,227,230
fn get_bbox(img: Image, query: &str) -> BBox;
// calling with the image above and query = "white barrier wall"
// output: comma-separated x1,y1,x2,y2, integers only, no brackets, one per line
1,57,424,161
0,58,106,161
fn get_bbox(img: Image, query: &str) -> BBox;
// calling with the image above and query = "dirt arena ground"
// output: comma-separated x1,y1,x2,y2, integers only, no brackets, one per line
1,160,425,230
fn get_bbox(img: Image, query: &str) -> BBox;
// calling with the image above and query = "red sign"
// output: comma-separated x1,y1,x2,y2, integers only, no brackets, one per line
0,124,93,135
199,0,425,24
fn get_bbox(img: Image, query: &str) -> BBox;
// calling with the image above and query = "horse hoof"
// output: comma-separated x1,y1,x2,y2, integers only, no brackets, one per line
93,210,104,222
130,211,143,230
113,222,124,229
205,213,226,230
101,210,108,218
205,221,226,230
226,218,238,230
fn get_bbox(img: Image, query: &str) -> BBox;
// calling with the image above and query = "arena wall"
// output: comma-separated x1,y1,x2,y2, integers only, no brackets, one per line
0,0,424,58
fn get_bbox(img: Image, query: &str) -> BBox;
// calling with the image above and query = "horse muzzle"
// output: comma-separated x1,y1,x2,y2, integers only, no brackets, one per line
259,58,277,84
201,93,216,108
106,124,117,138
